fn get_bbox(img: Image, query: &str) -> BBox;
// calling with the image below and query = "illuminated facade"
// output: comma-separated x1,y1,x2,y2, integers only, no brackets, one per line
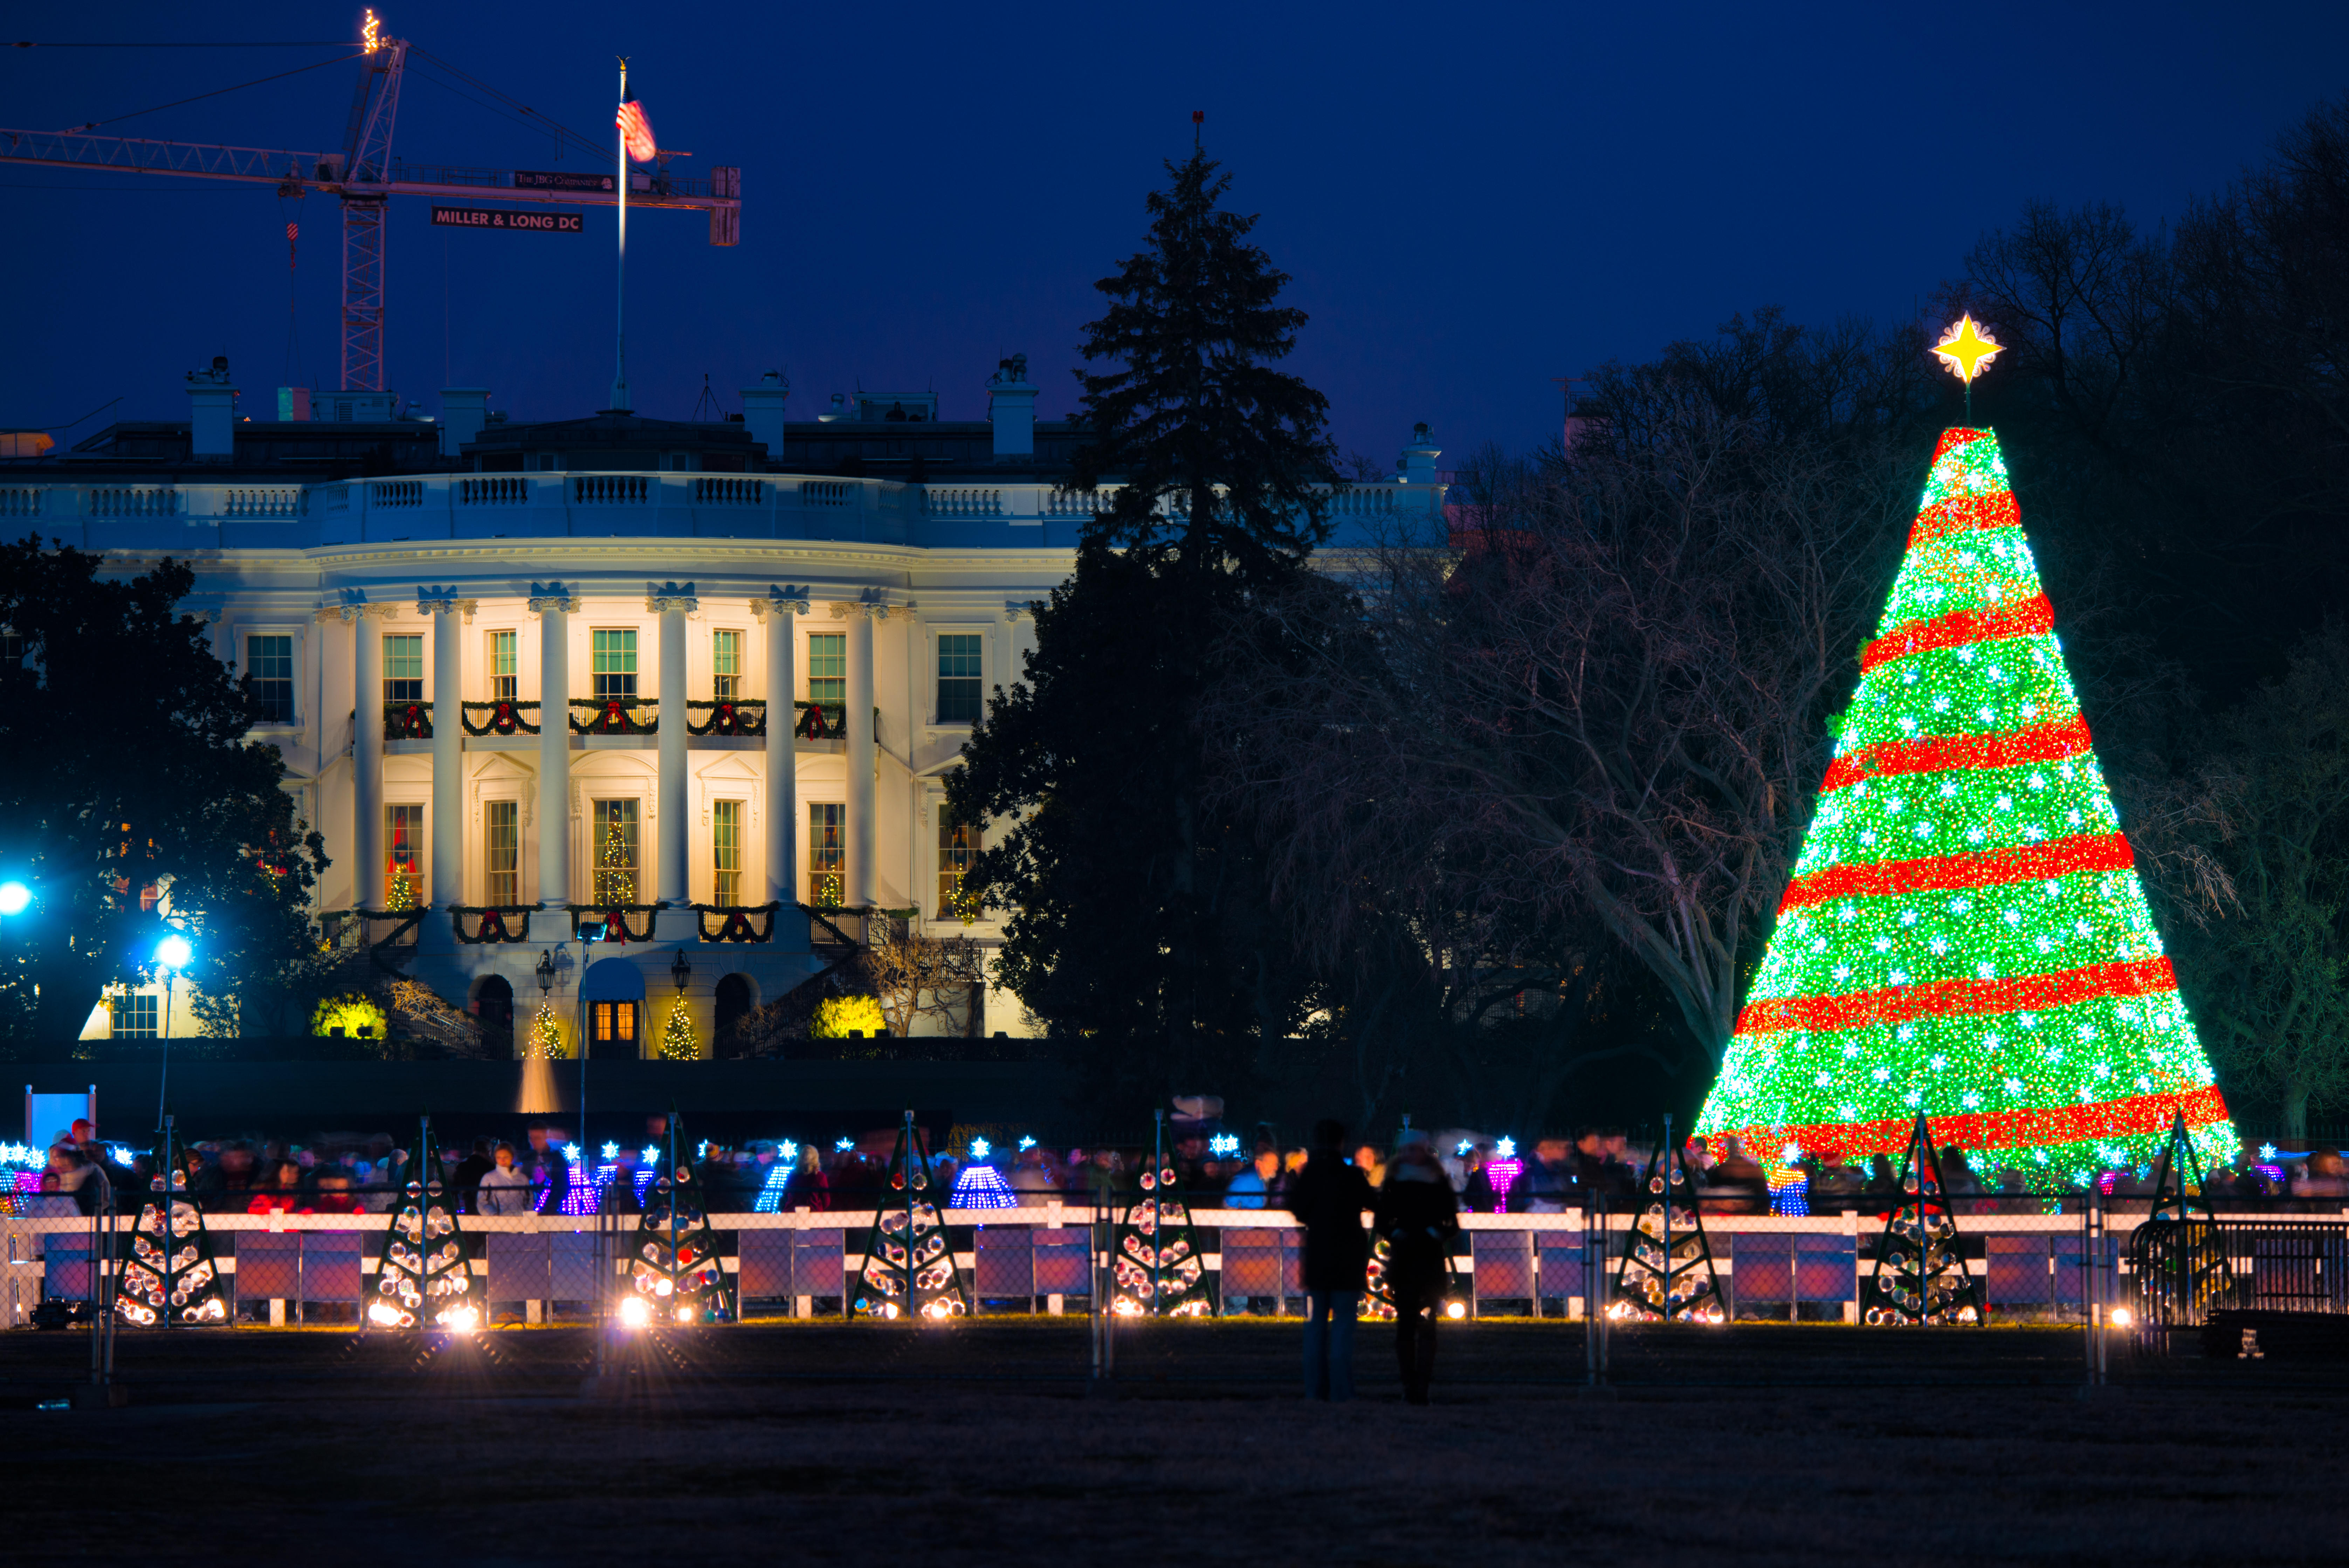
5,356,1446,1051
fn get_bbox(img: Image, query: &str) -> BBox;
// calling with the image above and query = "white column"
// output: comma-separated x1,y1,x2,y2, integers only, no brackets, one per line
348,604,384,909
423,590,471,946
530,583,576,909
755,590,804,908
842,601,877,908
650,582,695,916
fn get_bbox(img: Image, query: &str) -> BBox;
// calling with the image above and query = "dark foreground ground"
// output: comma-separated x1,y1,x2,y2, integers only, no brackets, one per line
3,1319,2343,1564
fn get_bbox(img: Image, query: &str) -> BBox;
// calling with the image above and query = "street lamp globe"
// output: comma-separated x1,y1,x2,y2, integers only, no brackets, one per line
0,881,29,916
154,934,193,971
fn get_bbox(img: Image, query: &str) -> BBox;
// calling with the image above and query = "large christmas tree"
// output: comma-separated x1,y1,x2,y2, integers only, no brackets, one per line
1697,426,2234,1188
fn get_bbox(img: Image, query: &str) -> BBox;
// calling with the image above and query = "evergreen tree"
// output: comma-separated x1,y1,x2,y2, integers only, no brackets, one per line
948,138,1337,1099
0,539,328,1046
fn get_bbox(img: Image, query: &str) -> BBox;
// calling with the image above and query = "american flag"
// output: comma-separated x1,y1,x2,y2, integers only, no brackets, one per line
616,100,656,164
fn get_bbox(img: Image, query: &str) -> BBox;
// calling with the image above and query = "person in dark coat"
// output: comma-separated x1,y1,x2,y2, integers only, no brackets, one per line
449,1137,495,1216
1372,1130,1459,1406
1285,1118,1376,1402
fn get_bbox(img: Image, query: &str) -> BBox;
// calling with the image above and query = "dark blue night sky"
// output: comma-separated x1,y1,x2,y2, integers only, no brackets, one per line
4,1,2345,459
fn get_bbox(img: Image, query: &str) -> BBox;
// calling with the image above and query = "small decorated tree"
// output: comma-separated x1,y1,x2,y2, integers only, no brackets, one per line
1111,1155,1210,1316
593,811,634,903
372,1119,474,1330
525,1000,564,1059
117,1125,226,1326
633,1116,732,1323
1862,1114,1985,1326
1612,1127,1725,1323
852,1117,969,1320
655,996,698,1060
384,816,416,911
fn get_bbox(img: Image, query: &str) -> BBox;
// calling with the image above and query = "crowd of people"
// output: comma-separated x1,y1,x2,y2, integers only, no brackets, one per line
15,1112,2336,1223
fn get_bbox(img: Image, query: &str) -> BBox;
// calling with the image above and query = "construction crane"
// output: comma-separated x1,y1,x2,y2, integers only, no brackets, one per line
0,15,740,394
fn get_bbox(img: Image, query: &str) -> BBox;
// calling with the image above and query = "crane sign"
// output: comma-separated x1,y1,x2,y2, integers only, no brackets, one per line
0,13,741,395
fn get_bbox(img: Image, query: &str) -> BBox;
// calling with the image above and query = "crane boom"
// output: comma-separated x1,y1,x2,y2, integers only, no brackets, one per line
0,33,740,395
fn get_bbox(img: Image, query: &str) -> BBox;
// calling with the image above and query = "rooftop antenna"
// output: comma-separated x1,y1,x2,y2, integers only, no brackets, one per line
1192,108,1203,147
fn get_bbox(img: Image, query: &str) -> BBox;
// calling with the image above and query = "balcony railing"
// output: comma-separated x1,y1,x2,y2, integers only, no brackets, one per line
383,700,432,740
686,699,765,736
570,697,657,735
460,699,540,736
793,701,846,739
380,699,805,740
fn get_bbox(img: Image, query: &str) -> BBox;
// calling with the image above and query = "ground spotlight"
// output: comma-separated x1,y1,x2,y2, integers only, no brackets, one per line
619,1295,652,1329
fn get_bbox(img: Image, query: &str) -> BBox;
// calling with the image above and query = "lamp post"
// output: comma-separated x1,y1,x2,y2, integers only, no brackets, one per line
152,931,192,1130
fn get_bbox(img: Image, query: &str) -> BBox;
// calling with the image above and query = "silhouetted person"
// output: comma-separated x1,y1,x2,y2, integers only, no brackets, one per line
1287,1118,1375,1402
1373,1131,1459,1406
449,1137,495,1215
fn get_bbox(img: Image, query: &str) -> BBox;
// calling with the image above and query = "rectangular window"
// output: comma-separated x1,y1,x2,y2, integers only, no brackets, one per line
591,628,638,700
384,633,423,702
808,802,845,906
247,634,294,722
936,633,983,724
938,802,977,917
591,1000,638,1046
488,630,518,701
806,632,845,716
385,803,425,903
113,991,159,1039
590,798,639,903
485,799,519,905
712,799,743,905
712,628,741,700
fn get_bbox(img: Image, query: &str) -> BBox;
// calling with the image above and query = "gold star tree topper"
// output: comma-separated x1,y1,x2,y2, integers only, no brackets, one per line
1931,314,2003,384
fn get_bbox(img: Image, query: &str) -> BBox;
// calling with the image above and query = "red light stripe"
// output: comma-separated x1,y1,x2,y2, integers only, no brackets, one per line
1907,490,2019,546
1820,715,2092,793
1778,832,2135,912
1860,594,2054,673
1929,428,1989,464
1734,955,2178,1037
1705,1085,2230,1163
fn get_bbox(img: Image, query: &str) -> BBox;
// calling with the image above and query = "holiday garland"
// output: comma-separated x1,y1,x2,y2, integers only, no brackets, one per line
1696,428,2235,1188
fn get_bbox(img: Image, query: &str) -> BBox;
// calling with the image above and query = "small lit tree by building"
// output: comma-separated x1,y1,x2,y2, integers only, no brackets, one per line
525,1000,564,1059
656,996,697,1060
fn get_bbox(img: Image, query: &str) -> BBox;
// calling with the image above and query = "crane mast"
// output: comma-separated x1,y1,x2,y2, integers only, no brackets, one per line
338,30,408,393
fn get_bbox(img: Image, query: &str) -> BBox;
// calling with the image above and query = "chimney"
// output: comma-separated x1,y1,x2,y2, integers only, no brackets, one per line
186,355,237,459
987,352,1035,461
1398,421,1440,484
277,386,311,421
439,388,490,458
739,370,790,462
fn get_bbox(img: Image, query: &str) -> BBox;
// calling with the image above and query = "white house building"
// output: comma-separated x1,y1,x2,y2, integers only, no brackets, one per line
1,355,1446,1054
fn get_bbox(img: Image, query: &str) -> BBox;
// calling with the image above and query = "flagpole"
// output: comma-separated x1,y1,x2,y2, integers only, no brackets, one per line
612,56,630,412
